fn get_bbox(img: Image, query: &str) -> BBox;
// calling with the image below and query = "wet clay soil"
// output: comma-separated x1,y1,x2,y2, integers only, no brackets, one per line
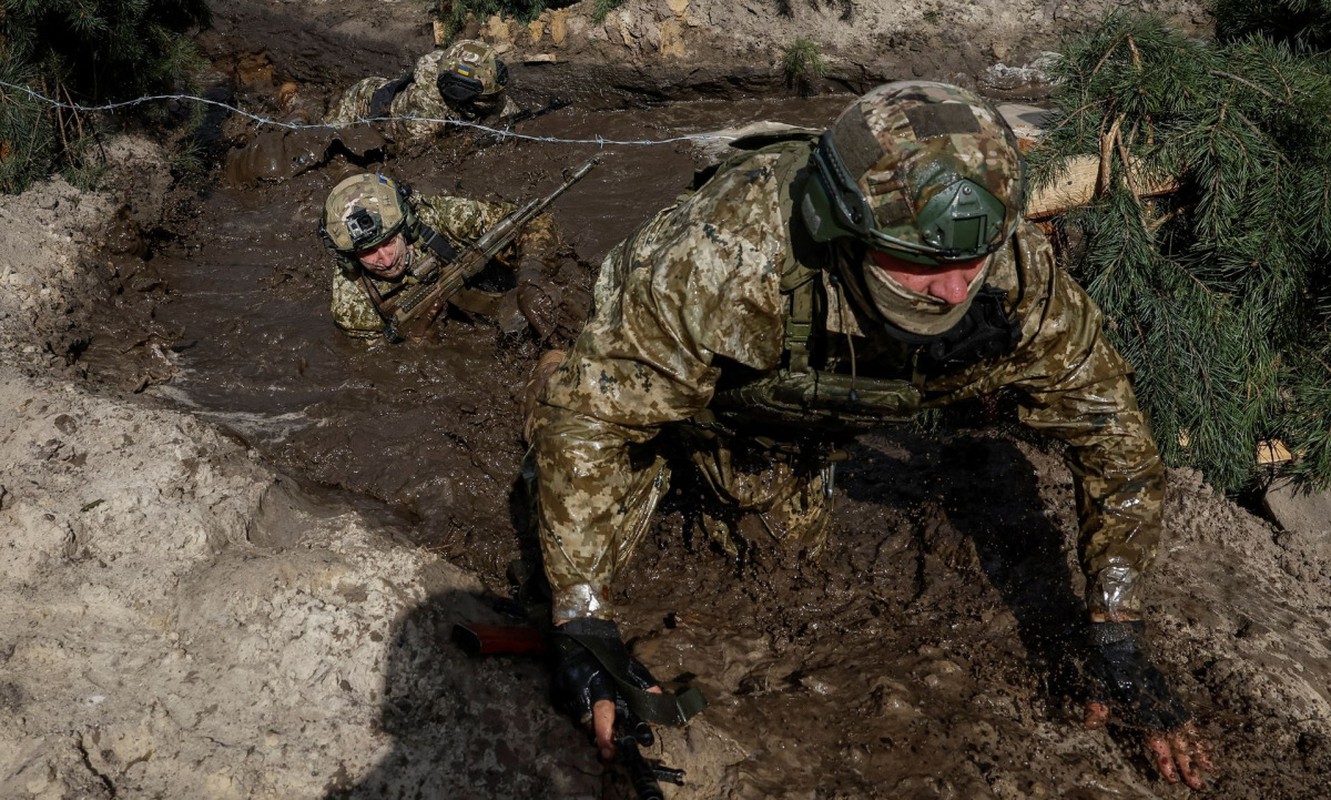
124,95,849,578
67,8,1331,799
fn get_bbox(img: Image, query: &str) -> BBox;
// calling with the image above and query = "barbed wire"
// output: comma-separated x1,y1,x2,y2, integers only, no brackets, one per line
0,79,741,148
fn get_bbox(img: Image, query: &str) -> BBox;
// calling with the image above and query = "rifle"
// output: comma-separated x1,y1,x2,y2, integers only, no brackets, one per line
387,157,598,340
452,620,688,800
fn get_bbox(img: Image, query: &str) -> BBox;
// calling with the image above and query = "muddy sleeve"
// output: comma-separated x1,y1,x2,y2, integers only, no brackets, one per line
325,77,386,125
999,231,1166,620
514,212,560,271
533,169,790,622
330,268,385,339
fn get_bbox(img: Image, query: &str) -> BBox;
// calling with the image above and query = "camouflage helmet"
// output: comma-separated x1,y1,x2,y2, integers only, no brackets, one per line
801,81,1024,265
436,39,509,108
319,173,410,254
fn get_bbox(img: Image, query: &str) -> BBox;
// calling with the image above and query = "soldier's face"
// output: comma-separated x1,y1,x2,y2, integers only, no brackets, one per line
357,233,407,279
867,249,988,305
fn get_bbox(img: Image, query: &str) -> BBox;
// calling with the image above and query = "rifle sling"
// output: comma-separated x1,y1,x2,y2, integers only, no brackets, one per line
563,630,707,727
416,222,460,264
416,224,504,316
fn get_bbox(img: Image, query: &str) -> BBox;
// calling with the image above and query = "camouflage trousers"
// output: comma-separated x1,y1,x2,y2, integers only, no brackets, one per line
677,430,835,557
527,407,836,589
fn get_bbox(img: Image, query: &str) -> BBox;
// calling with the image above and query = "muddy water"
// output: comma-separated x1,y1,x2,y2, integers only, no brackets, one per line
86,96,1302,799
136,96,848,573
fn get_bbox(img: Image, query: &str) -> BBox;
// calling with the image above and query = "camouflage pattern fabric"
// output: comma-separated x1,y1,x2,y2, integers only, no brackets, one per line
842,81,1025,250
330,194,557,338
326,49,520,142
530,142,1165,624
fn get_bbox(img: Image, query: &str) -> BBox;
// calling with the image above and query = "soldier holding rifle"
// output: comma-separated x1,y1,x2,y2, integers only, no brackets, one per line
318,159,595,342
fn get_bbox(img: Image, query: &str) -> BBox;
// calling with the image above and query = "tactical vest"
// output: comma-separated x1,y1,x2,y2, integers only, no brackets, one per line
692,139,924,442
696,139,1021,442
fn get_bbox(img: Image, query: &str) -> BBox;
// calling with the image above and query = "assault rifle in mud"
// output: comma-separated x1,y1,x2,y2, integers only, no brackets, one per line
386,157,598,340
452,621,687,800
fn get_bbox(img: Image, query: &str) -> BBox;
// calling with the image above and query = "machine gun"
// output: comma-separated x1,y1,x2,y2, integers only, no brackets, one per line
387,156,598,340
452,619,688,800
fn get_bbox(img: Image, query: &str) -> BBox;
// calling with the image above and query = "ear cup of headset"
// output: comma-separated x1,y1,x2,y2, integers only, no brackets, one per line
437,72,484,104
391,181,419,242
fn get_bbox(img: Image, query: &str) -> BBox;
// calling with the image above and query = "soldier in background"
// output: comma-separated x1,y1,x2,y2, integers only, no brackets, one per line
319,172,559,341
326,39,519,143
525,81,1216,790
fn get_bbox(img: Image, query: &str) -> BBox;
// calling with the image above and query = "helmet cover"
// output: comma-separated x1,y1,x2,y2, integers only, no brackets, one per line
436,39,509,108
321,173,409,254
802,81,1024,265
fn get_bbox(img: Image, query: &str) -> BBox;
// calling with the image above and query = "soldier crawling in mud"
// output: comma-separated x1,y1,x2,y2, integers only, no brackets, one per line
325,39,519,143
320,171,562,341
526,82,1216,788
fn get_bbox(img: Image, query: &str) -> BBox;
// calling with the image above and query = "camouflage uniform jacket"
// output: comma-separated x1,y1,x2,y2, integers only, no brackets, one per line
331,194,556,338
326,50,520,141
533,143,1166,624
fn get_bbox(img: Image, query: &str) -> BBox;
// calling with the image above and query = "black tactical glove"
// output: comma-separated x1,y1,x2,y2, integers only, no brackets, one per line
1085,620,1192,731
551,617,658,723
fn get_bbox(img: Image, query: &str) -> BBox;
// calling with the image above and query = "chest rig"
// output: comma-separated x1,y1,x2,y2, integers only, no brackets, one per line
697,140,1022,443
687,141,923,445
705,266,924,440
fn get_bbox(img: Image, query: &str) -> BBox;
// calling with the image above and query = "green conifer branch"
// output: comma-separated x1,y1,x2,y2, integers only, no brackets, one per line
1034,11,1331,491
0,0,209,192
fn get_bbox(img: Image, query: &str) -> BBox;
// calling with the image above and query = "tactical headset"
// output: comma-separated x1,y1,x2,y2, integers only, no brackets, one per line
800,129,1020,266
436,59,509,106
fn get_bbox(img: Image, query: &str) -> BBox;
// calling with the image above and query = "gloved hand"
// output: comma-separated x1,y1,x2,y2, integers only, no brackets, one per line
1084,620,1215,789
515,259,562,341
551,617,660,760
1086,620,1190,729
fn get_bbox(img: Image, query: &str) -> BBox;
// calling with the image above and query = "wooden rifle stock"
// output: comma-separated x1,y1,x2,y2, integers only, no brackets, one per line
450,622,549,657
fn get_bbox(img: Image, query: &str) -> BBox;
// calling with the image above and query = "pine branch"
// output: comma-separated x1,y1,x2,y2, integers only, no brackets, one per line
1036,11,1331,491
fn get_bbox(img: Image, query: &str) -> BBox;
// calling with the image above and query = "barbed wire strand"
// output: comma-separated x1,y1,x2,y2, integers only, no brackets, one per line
0,79,743,148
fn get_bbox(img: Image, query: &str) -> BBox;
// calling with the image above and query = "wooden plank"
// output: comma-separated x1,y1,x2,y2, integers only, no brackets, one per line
999,104,1177,219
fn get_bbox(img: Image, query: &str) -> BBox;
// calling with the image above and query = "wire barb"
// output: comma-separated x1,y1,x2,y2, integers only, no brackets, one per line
0,79,741,149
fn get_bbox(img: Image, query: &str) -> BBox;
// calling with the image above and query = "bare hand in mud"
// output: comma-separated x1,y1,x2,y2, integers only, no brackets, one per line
592,698,618,759
1084,701,1217,789
590,686,663,761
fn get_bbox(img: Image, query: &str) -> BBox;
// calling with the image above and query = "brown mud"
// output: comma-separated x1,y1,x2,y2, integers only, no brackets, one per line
5,1,1329,798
